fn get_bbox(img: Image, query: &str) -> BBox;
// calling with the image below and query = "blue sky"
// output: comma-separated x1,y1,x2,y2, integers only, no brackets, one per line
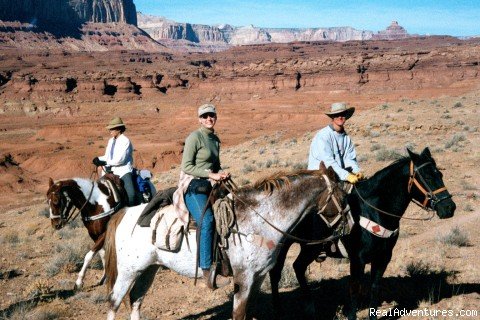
135,0,479,36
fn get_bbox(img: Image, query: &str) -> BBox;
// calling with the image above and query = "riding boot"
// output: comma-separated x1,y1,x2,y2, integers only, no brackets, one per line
203,267,230,290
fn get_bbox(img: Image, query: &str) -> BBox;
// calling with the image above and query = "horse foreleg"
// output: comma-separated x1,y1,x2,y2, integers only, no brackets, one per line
232,271,257,320
368,260,389,320
129,265,160,320
98,248,106,285
347,260,365,320
75,249,97,290
292,243,322,319
269,240,292,314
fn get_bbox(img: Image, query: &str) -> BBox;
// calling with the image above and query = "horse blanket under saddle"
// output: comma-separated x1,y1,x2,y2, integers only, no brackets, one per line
100,173,128,207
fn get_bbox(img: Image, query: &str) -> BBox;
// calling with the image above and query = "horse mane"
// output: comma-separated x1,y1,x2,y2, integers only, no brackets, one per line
250,169,323,194
357,156,410,197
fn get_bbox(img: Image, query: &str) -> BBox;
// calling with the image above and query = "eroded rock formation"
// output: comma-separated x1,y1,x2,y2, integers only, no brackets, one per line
0,0,137,34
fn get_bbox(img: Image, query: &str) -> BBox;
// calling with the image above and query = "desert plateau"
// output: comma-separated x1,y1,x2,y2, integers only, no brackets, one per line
1,1,479,319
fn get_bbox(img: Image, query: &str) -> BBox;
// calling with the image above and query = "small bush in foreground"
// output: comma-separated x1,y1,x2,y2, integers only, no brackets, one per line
441,226,470,247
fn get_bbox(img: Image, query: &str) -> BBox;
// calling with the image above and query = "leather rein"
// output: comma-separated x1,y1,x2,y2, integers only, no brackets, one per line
354,160,452,221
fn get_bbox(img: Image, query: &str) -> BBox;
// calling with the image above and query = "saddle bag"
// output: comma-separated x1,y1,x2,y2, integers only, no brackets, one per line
151,205,185,252
188,178,212,195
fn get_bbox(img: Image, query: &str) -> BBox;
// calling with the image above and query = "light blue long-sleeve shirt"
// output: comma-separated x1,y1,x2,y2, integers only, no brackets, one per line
307,125,360,180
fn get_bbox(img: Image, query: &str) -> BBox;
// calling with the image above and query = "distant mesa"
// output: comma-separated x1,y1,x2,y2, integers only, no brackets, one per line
372,21,411,40
137,13,414,51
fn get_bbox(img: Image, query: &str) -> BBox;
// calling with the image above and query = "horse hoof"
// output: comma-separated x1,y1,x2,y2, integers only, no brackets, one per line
73,283,82,291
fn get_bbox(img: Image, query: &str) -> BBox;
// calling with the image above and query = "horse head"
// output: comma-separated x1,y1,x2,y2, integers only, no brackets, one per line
47,178,75,230
407,147,456,219
317,161,348,219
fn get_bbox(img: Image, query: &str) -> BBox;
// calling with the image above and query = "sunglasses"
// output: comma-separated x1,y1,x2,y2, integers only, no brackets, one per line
200,112,216,119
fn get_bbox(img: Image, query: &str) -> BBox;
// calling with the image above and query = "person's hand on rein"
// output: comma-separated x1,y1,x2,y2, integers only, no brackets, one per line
209,172,230,181
92,157,107,167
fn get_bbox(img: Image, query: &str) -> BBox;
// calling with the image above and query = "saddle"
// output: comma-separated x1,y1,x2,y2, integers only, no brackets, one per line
137,187,177,227
100,173,128,207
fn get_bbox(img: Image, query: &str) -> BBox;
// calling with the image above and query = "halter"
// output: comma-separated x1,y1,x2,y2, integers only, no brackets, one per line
317,174,350,227
408,161,452,210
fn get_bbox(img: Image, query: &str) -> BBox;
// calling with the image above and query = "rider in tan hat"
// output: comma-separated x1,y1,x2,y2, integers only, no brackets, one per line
308,102,364,184
93,117,135,206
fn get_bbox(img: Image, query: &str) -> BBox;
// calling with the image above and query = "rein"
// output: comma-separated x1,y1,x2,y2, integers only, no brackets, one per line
353,160,451,221
222,176,349,245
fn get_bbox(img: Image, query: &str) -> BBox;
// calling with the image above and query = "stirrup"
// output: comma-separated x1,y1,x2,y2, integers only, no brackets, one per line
315,251,327,263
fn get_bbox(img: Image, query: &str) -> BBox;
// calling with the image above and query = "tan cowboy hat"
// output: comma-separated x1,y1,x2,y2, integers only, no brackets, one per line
106,117,126,130
325,102,355,119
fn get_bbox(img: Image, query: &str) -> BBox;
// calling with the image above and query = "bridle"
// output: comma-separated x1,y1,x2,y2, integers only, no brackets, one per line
408,161,452,210
354,160,452,221
48,181,94,225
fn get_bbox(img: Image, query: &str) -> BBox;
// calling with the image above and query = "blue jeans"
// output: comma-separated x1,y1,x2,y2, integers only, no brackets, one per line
185,190,214,270
121,172,136,206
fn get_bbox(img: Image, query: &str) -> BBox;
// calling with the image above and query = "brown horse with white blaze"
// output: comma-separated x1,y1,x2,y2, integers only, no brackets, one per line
47,176,124,289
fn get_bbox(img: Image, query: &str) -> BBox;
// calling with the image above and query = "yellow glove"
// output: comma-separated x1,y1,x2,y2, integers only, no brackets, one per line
355,172,365,180
346,173,359,184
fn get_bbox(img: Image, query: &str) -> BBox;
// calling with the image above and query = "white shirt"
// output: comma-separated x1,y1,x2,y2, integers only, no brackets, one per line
307,125,360,180
99,134,133,178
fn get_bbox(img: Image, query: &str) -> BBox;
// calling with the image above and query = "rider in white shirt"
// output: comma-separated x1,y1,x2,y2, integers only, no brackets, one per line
93,117,135,206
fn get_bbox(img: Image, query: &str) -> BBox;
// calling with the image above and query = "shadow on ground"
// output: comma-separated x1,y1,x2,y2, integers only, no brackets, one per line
180,270,480,320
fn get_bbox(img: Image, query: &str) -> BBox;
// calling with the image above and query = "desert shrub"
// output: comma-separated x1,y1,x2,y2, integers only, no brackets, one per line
460,180,476,190
38,208,49,218
407,116,415,122
441,226,470,247
463,203,474,212
441,114,452,119
0,230,20,244
258,147,266,155
397,107,403,112
375,148,402,161
453,102,463,108
381,104,389,109
241,164,255,174
90,293,108,304
239,179,250,186
293,162,307,170
455,120,465,126
370,144,381,151
405,261,434,277
45,241,89,276
265,158,279,168
445,133,465,149
263,263,297,291
370,130,380,138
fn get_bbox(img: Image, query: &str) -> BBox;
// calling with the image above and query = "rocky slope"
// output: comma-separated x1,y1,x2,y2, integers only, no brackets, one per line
0,0,137,35
0,36,478,113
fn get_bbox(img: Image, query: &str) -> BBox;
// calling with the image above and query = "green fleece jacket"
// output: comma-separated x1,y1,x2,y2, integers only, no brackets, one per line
181,127,221,178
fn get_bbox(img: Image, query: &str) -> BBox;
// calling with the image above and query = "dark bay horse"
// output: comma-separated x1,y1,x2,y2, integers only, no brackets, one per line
47,175,126,289
103,164,349,320
270,148,456,319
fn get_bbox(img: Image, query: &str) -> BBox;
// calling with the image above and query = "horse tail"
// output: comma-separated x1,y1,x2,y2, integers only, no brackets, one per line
105,209,126,294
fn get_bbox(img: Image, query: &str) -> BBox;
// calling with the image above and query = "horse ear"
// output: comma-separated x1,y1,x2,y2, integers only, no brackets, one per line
318,161,327,173
48,177,54,188
406,148,418,161
420,147,432,159
326,166,338,182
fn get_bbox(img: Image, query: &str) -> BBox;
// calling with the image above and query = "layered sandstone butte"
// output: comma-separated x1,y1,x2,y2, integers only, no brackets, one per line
0,0,137,33
373,21,410,40
137,12,374,49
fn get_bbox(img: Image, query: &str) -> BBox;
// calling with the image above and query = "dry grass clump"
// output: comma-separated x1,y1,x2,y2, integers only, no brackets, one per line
375,147,403,162
445,133,465,149
0,230,20,245
23,279,53,299
45,236,90,276
405,261,435,278
440,226,470,247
